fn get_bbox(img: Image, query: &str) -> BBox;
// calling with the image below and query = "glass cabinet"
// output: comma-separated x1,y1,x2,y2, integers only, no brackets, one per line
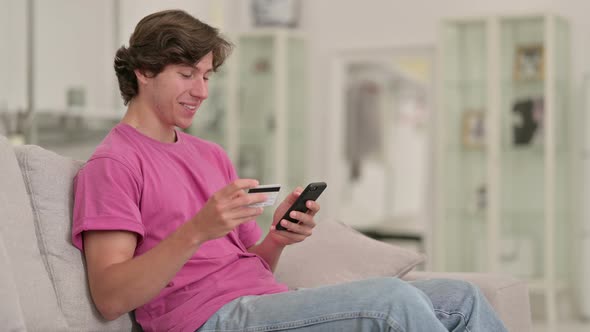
436,14,572,324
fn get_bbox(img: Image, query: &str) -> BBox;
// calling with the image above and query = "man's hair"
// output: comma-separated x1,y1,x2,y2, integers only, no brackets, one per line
114,9,232,105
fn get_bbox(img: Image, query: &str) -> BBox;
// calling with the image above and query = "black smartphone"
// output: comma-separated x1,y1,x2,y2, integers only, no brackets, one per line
275,182,327,231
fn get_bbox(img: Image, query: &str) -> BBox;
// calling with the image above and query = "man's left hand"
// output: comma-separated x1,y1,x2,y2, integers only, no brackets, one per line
268,187,320,246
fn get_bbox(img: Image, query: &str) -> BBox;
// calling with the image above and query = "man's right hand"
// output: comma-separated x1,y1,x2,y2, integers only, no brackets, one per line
83,178,266,321
191,179,266,242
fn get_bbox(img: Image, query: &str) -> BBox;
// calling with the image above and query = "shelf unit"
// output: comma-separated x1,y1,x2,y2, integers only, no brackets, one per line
435,14,572,325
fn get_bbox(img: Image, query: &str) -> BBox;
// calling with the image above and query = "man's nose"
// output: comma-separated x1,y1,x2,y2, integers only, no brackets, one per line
190,79,208,98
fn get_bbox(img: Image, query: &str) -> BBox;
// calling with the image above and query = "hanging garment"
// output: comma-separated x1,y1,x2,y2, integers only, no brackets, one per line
345,80,383,181
512,97,544,146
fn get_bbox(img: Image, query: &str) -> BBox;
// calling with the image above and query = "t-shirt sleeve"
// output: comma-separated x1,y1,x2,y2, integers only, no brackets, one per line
71,156,145,251
214,145,262,248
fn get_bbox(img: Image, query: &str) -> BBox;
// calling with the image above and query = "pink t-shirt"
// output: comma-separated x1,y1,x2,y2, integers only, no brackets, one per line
72,123,288,332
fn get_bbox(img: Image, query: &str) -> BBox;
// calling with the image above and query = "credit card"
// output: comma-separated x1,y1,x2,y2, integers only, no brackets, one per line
247,184,281,207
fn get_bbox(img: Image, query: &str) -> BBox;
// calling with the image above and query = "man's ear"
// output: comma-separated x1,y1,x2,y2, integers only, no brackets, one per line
134,69,150,85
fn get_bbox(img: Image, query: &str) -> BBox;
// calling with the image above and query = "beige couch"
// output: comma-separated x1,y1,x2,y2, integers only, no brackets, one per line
0,135,532,331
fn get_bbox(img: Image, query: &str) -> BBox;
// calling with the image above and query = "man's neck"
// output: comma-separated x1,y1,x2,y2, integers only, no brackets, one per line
121,99,177,143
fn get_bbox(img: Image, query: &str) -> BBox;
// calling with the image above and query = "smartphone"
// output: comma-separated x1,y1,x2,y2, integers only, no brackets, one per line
275,182,327,231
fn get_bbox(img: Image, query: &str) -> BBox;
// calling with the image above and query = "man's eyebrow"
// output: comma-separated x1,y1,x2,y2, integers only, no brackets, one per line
192,65,213,74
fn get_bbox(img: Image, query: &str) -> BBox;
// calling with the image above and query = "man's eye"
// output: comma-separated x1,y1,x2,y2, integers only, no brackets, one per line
180,73,192,78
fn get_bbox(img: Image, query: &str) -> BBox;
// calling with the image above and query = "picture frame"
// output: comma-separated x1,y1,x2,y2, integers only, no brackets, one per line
462,110,485,148
251,0,301,28
514,44,544,81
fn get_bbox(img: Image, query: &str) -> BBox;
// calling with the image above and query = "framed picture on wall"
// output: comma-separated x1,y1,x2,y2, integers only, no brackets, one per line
514,44,544,81
251,0,301,28
462,110,485,149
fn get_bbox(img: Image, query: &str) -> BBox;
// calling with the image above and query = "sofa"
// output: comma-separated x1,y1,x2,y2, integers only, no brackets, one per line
0,135,532,331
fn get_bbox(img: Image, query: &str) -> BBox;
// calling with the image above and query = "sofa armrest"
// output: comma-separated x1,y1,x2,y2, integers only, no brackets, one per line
403,271,532,332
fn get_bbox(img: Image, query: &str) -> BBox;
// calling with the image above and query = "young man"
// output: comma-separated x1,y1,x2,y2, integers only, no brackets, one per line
72,9,508,332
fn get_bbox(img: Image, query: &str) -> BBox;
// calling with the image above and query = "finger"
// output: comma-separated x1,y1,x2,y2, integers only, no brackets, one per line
277,219,313,236
219,179,260,198
272,224,309,241
227,206,264,221
290,210,316,229
305,200,321,216
225,193,267,210
278,186,304,208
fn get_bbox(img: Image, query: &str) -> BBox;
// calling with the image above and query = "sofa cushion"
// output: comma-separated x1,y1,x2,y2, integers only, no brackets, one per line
275,218,425,289
0,136,68,331
15,144,134,331
0,233,27,332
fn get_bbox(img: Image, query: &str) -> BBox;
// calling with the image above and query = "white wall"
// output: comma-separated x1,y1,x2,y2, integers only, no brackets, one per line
118,0,217,45
2,0,587,112
34,0,115,111
0,0,231,113
0,0,27,111
0,0,118,112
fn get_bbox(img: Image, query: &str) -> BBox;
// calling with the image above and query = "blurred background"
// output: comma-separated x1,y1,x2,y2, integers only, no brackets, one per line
1,0,589,330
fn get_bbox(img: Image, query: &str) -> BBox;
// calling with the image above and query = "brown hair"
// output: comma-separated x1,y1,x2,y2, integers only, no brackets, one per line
114,10,232,105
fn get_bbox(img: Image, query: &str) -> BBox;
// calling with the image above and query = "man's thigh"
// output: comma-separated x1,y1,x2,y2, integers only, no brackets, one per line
197,277,442,332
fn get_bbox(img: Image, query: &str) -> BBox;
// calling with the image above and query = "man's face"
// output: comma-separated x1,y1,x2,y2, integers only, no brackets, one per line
145,52,214,129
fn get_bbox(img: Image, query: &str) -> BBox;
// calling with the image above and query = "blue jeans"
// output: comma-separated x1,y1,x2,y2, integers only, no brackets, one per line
196,277,508,331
